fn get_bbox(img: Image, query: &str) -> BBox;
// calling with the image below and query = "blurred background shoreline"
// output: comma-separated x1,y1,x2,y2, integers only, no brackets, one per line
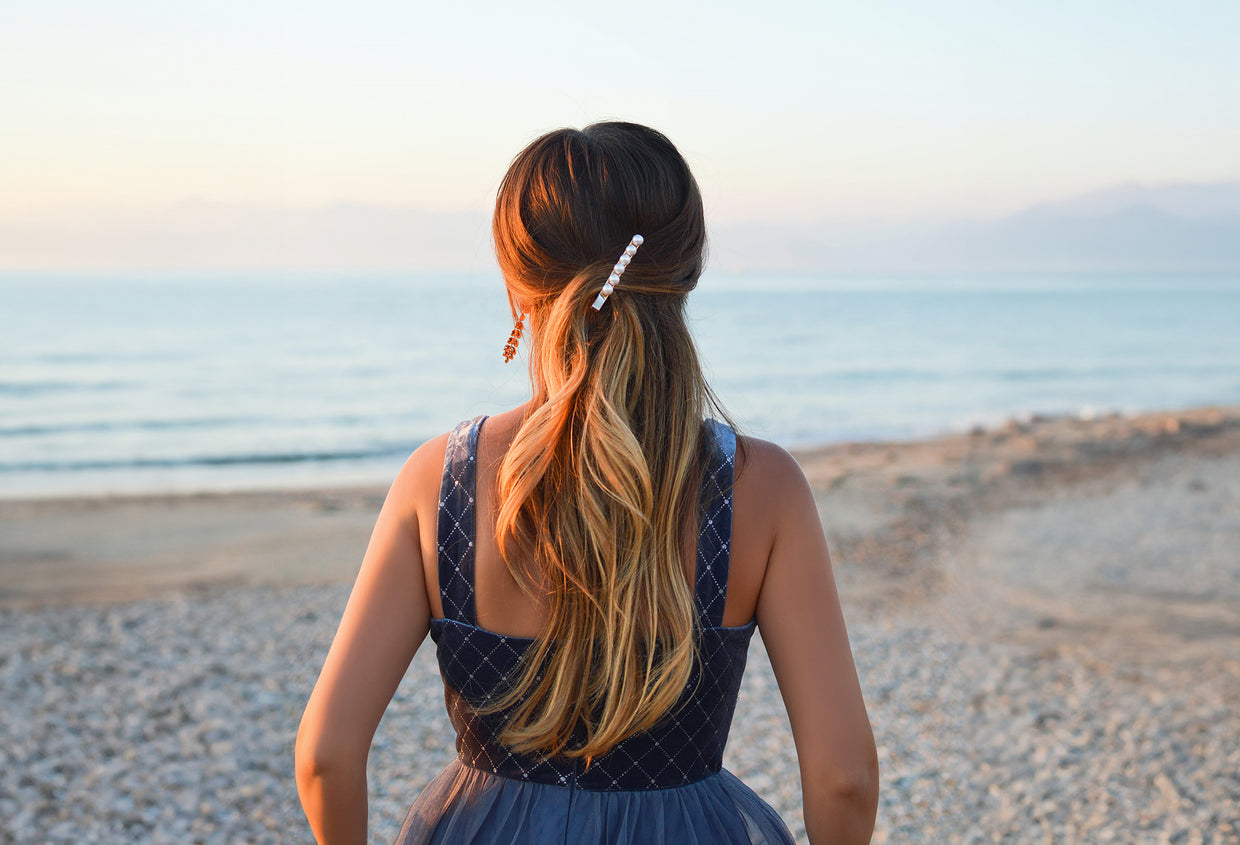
2,399,1236,608
4,270,1237,501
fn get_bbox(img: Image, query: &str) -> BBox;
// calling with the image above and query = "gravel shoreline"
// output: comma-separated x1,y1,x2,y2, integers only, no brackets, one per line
5,583,1236,843
4,405,1239,843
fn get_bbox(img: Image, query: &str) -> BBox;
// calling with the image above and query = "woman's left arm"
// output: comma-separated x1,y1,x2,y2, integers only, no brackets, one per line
295,446,436,844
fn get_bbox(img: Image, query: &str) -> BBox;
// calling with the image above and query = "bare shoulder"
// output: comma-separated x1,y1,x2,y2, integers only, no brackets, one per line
734,434,814,518
390,406,527,517
734,434,830,600
727,434,819,618
387,430,452,526
736,434,807,481
405,430,452,473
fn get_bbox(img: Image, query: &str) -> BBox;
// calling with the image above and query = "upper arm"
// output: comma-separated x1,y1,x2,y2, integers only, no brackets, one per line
752,443,876,790
296,436,445,766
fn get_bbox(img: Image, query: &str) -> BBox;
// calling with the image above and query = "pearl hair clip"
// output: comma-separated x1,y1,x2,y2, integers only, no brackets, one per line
591,235,644,311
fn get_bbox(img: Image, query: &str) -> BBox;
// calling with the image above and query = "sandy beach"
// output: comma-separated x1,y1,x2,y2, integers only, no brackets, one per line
2,404,1239,843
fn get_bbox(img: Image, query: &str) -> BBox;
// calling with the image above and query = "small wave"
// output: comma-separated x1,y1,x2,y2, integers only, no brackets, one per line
0,417,253,437
0,444,417,473
0,412,400,438
0,415,270,437
0,380,134,396
723,367,950,390
827,367,949,383
989,364,1233,382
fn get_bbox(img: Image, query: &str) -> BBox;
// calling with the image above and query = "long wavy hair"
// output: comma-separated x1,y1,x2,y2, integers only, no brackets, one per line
482,122,730,760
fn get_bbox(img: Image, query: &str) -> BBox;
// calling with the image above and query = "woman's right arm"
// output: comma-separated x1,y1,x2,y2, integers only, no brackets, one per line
752,443,879,844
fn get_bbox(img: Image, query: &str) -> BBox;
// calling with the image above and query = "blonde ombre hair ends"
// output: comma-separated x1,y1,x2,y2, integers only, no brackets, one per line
483,122,730,760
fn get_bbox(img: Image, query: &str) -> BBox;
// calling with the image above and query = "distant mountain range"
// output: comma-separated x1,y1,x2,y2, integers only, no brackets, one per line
3,182,1239,273
710,182,1240,273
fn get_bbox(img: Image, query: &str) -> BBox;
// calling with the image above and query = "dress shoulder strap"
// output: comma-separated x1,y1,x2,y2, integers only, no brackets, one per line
437,415,487,626
694,418,737,628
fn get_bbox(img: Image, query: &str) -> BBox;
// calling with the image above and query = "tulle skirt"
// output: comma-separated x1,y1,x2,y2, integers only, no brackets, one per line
395,759,796,845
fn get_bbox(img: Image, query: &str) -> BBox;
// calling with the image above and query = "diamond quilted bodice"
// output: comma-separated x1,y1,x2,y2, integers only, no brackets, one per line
428,416,755,792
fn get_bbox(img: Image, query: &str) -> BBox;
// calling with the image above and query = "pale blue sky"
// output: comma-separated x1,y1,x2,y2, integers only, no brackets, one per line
2,0,1238,229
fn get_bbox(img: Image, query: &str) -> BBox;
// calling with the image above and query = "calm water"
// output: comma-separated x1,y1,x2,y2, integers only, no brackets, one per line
2,272,1238,498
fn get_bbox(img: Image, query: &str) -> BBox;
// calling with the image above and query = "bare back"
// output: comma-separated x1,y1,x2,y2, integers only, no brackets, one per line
414,403,782,636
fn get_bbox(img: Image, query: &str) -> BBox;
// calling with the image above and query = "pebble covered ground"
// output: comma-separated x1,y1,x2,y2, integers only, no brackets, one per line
2,578,1237,843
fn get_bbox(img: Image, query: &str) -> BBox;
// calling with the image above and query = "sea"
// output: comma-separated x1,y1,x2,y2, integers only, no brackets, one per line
2,271,1238,499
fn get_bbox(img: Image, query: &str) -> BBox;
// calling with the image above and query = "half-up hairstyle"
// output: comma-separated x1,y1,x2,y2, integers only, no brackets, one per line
484,121,730,760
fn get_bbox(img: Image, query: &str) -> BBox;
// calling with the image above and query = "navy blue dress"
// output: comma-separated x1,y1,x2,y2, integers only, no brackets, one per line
395,416,796,844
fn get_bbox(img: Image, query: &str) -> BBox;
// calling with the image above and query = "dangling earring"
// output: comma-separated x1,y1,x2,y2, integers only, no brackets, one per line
502,313,526,363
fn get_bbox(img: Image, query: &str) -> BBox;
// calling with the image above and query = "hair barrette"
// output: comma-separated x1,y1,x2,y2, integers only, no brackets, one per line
590,235,644,311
